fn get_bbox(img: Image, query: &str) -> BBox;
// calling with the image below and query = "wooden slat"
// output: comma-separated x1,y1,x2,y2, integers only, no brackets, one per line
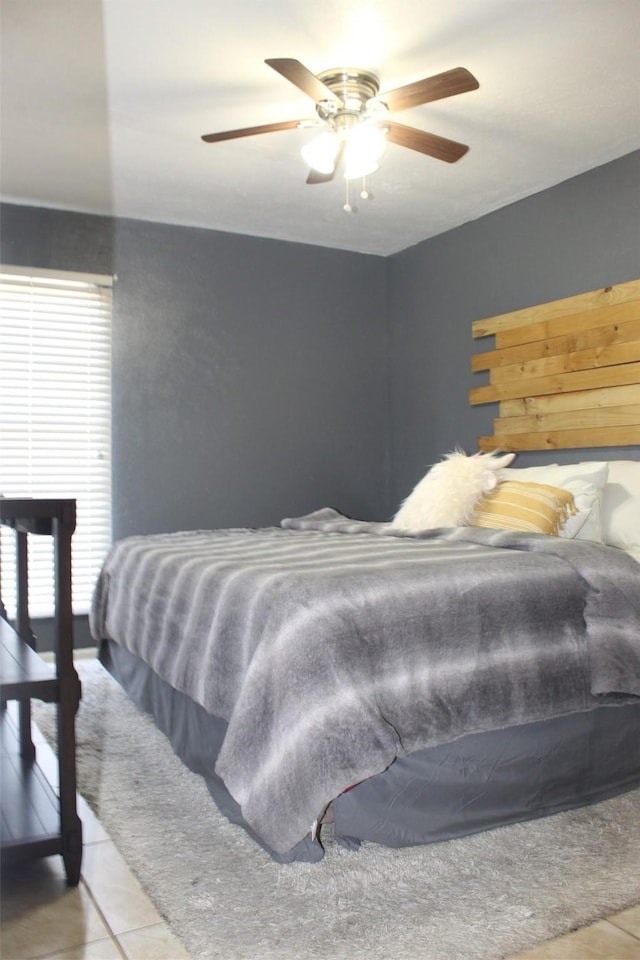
494,404,640,437
499,384,640,417
469,361,640,405
489,340,640,384
495,302,640,350
478,425,640,452
473,315,640,372
499,398,526,417
472,279,640,338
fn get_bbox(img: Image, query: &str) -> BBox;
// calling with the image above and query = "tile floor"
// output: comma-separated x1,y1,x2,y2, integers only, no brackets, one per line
1,713,190,960
3,802,640,960
2,664,640,959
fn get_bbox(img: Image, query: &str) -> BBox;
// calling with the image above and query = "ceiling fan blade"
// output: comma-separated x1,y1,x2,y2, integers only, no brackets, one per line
201,120,303,143
385,122,469,163
306,168,335,184
379,67,479,113
265,58,342,106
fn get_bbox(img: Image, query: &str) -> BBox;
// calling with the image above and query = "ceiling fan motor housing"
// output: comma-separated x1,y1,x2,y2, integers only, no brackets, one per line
315,69,384,131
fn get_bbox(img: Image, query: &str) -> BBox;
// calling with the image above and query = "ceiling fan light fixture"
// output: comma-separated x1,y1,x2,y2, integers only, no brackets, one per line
343,152,379,181
343,124,387,180
301,131,340,174
202,59,479,207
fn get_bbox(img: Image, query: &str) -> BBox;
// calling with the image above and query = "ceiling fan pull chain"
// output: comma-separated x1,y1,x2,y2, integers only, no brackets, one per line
360,177,370,200
344,179,354,213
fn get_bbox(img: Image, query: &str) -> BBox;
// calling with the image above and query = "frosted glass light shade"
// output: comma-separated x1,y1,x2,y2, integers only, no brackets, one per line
344,125,387,180
301,132,340,174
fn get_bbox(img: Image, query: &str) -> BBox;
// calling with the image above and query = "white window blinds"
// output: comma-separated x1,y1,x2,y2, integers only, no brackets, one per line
0,266,112,617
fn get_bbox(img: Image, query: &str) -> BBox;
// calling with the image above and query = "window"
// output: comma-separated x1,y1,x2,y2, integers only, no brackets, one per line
0,266,112,618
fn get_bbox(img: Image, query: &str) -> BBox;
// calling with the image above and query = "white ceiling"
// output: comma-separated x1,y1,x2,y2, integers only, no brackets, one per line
1,0,639,256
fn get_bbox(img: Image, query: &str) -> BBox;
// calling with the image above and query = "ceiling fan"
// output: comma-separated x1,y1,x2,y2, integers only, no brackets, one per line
201,58,480,191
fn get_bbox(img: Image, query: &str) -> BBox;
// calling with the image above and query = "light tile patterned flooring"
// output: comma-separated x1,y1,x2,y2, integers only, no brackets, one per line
1,711,190,960
2,662,640,959
3,806,640,960
1,798,190,959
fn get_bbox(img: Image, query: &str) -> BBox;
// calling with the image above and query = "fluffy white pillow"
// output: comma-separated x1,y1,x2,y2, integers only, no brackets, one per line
499,462,609,542
600,461,640,559
393,450,515,532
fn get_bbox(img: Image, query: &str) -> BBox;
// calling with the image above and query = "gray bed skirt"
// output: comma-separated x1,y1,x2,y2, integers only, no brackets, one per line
99,638,640,864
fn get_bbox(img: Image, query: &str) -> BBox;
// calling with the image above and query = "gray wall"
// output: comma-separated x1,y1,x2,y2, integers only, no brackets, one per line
0,205,390,538
2,150,639,535
387,151,640,509
111,220,389,536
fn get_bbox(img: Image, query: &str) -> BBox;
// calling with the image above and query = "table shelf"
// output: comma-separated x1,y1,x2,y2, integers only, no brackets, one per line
0,498,82,885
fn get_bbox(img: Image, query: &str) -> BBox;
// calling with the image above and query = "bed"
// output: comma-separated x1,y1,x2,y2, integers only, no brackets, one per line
90,457,640,863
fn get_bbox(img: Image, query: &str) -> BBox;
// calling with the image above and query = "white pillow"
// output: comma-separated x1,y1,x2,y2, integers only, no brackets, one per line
392,450,515,532
499,462,609,542
601,461,640,557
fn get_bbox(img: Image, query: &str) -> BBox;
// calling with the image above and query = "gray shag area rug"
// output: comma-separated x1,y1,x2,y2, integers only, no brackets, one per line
33,659,640,960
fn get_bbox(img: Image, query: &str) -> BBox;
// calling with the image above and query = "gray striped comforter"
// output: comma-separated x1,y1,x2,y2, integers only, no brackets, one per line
90,510,640,855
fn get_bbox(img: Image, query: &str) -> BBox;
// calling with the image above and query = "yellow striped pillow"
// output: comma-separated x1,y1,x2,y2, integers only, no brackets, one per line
469,481,578,536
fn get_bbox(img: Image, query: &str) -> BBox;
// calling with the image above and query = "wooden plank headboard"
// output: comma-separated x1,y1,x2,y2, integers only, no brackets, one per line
469,279,640,451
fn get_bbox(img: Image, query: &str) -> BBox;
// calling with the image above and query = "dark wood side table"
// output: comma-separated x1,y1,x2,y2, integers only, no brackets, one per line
0,498,82,885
